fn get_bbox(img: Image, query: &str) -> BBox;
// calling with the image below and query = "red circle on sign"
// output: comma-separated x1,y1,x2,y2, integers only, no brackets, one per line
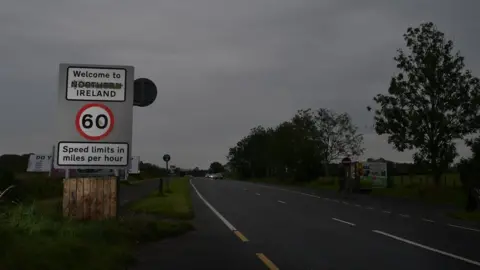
75,103,115,140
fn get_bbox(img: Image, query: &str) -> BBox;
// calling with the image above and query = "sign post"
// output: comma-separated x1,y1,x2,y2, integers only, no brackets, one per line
55,63,134,220
163,154,171,192
340,157,352,197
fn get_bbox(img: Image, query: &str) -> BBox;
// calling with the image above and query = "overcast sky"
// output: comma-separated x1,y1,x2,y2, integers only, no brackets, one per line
1,0,479,169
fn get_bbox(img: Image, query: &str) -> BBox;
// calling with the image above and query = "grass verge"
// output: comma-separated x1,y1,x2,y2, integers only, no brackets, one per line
447,211,480,222
0,177,195,270
0,203,191,270
369,186,467,207
129,177,194,220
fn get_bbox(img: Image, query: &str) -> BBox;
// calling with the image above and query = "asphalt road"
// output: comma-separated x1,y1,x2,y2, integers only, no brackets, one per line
182,177,480,270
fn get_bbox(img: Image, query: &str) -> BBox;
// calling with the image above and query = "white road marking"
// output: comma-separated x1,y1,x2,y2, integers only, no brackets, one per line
332,200,340,203
190,180,236,231
366,207,375,210
382,210,391,214
332,218,356,226
324,198,330,201
422,218,435,223
255,193,261,196
299,192,322,199
355,204,361,207
448,224,480,233
277,200,286,204
373,230,480,267
342,201,349,205
255,184,325,200
399,214,410,218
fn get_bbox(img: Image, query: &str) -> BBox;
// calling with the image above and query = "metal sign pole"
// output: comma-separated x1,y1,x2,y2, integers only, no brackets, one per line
49,146,55,178
166,161,170,192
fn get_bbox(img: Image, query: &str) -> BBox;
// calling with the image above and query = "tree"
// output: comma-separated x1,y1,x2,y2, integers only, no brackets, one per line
209,162,224,174
0,154,30,173
139,161,168,177
372,22,480,185
314,108,364,175
227,109,328,181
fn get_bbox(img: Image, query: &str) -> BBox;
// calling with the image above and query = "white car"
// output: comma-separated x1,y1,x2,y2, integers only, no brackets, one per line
206,173,223,180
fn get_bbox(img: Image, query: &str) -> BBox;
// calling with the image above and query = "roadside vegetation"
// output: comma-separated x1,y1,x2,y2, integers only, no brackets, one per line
129,177,194,220
0,164,194,269
224,22,480,221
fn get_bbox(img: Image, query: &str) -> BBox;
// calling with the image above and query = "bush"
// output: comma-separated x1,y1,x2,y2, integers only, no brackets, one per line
0,169,19,201
0,171,63,202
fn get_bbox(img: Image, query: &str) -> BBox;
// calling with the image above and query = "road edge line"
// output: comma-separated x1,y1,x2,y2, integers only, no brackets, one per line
190,179,236,231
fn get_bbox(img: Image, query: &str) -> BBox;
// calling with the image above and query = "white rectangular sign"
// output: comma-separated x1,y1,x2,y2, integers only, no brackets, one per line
27,154,53,172
57,142,129,166
129,156,140,174
27,154,140,172
66,67,126,101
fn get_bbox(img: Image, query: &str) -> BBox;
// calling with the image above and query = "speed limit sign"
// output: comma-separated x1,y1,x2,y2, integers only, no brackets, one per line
75,103,114,140
55,64,134,169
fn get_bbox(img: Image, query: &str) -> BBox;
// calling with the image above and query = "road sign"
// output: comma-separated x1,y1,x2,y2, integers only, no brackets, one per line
27,154,52,172
134,78,157,107
75,103,115,140
341,157,351,165
29,154,140,173
55,63,134,169
129,156,140,174
361,162,387,188
163,154,171,162
66,66,126,102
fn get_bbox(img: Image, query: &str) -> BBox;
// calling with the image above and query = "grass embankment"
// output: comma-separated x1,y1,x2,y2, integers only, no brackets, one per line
0,174,194,270
129,177,194,220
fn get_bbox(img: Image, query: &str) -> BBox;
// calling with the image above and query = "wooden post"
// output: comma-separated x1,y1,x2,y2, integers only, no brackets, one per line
63,176,117,220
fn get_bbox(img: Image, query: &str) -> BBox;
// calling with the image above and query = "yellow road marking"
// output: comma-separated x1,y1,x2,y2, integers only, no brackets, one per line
256,253,279,270
233,230,249,242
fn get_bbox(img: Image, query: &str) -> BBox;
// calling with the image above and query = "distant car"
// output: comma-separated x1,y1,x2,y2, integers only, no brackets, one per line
206,173,223,180
213,173,223,180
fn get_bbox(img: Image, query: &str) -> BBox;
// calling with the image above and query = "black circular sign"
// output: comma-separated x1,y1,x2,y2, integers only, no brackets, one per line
134,78,157,107
341,157,351,165
163,154,171,162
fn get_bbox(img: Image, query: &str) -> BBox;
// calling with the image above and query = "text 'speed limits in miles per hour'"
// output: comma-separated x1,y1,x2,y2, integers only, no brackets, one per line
57,142,129,166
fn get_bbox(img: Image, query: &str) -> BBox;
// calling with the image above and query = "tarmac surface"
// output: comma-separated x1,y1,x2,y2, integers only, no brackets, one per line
129,177,480,270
